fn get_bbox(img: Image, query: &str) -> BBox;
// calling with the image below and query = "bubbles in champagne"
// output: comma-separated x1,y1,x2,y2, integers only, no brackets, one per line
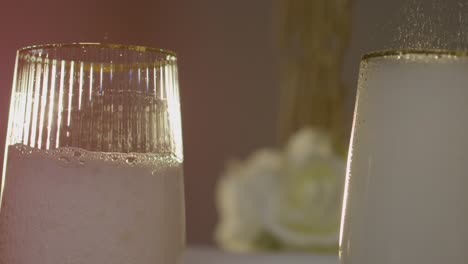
58,157,70,163
125,157,137,164
8,144,180,170
376,0,468,51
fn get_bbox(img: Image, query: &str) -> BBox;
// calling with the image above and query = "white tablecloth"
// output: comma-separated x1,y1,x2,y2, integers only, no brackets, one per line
184,247,339,264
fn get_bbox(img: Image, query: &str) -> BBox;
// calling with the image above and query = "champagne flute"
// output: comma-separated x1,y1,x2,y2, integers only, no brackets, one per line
340,50,468,264
0,43,185,264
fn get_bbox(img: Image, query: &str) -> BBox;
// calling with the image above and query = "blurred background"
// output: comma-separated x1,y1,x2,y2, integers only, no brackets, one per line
0,0,459,247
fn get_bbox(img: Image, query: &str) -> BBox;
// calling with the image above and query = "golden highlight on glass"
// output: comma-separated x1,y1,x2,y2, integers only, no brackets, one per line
1,43,185,264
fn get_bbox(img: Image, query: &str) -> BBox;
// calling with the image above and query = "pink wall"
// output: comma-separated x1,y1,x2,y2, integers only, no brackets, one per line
0,0,279,244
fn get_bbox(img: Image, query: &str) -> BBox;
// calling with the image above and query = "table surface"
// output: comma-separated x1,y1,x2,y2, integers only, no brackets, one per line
183,247,339,264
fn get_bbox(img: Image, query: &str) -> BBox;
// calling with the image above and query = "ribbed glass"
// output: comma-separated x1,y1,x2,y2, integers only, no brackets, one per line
6,43,183,160
1,43,185,264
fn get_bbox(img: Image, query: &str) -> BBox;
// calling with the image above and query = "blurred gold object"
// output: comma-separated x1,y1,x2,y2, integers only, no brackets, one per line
278,0,351,153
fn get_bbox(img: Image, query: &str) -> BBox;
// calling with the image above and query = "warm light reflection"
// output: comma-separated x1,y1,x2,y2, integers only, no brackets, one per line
138,66,141,84
110,62,113,81
11,63,24,144
172,63,183,160
159,65,165,99
5,47,183,157
165,60,183,160
23,63,35,146
1,53,20,209
17,64,28,143
78,62,84,110
339,89,360,255
89,63,94,101
146,67,149,92
56,60,66,148
100,63,103,94
67,61,74,126
153,66,157,95
46,60,57,150
17,64,28,144
21,64,30,145
30,62,43,147
38,60,49,149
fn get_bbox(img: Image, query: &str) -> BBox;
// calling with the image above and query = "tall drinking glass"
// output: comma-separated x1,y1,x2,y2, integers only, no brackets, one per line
340,50,468,264
0,43,185,264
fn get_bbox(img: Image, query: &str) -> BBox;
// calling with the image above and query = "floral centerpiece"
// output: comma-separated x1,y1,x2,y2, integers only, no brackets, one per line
215,128,345,252
215,0,351,253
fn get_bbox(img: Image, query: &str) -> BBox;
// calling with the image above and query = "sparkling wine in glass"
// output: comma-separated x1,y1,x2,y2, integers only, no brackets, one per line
0,43,185,264
340,50,468,264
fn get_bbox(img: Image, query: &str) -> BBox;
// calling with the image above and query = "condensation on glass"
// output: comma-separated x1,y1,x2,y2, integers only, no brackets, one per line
6,43,183,160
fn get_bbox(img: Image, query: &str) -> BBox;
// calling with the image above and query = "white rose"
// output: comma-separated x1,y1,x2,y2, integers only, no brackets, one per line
215,150,282,252
215,128,346,251
286,127,334,165
264,129,345,249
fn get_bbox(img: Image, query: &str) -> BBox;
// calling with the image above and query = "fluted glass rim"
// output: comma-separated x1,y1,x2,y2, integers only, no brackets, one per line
362,49,468,61
8,42,183,157
18,43,177,57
